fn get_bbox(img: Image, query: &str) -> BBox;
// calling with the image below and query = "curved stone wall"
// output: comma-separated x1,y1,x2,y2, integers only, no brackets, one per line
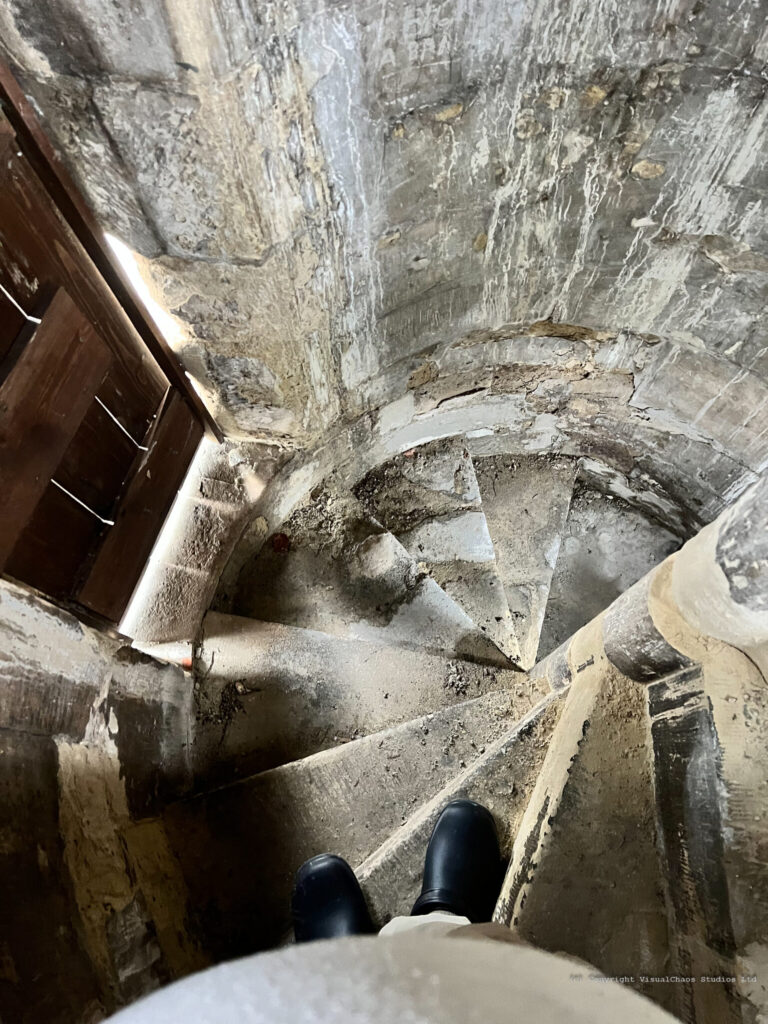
233,322,765,542
3,0,767,647
2,0,767,469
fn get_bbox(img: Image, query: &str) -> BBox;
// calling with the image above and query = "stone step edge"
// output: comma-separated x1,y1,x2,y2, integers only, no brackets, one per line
185,686,533,803
332,487,517,669
273,687,564,947
470,451,579,671
355,688,565,881
195,610,523,685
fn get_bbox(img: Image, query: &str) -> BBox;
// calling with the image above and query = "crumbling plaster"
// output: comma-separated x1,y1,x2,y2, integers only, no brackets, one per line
2,0,767,472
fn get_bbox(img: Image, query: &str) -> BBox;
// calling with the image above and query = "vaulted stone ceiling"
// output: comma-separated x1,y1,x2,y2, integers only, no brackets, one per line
2,0,767,528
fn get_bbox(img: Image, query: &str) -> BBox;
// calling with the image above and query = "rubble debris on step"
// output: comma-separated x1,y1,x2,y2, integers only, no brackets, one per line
537,486,683,661
163,689,527,959
192,612,547,783
227,485,511,667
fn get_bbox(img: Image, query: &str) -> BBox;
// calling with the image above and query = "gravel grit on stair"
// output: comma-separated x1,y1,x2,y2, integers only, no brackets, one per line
227,485,512,667
356,690,565,925
354,438,520,662
193,612,546,783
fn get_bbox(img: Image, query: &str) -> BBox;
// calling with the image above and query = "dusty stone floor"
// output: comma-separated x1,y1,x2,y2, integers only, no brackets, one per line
2,0,768,494
538,487,683,659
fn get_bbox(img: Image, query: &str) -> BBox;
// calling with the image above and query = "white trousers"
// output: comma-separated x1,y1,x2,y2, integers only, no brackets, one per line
378,910,471,938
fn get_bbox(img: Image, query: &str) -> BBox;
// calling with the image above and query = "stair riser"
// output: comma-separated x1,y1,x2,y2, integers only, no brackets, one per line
496,624,675,1015
228,487,511,667
164,690,528,959
473,455,577,670
194,613,543,782
357,693,565,925
354,440,522,662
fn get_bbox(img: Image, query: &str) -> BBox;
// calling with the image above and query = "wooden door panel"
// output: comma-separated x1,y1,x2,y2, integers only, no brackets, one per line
78,390,203,621
0,119,167,441
0,242,41,364
5,484,105,599
0,71,212,628
0,288,111,568
0,289,27,360
0,61,219,440
55,398,140,520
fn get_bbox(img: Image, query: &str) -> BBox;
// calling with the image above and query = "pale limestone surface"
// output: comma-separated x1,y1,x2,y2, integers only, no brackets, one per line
220,484,511,666
163,687,531,952
193,611,544,782
354,438,520,661
474,454,577,669
538,485,683,660
2,4,768,1021
3,0,768,490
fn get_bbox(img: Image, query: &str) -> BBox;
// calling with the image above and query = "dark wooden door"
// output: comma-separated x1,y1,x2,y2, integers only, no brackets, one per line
0,101,206,628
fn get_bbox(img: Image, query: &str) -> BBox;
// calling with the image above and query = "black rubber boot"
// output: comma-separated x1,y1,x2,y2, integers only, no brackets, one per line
411,799,502,922
292,854,375,943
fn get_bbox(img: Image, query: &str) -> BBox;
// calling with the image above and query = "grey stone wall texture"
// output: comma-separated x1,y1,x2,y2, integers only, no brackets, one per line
1,0,766,528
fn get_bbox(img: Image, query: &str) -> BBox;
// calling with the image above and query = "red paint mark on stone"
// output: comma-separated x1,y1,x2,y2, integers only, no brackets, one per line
271,532,291,553
181,657,193,670
403,448,416,458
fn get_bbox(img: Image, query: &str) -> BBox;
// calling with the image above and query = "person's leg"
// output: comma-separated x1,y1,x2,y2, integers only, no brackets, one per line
378,799,503,939
379,910,470,937
291,799,504,944
291,854,375,943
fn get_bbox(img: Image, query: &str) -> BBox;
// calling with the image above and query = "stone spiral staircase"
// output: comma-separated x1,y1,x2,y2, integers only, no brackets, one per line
2,433,765,1024
159,436,708,1017
5,2,768,1019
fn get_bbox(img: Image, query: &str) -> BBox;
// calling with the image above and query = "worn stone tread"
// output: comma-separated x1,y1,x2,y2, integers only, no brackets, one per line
164,688,533,959
537,486,683,661
229,485,511,667
495,650,675,1015
356,690,565,926
474,455,577,670
354,438,521,663
193,612,547,783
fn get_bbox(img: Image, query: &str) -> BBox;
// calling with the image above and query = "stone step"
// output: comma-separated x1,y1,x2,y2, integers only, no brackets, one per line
226,485,511,667
163,688,530,961
355,689,565,926
536,484,683,662
354,439,521,664
494,622,674,1015
193,612,548,783
473,454,577,670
